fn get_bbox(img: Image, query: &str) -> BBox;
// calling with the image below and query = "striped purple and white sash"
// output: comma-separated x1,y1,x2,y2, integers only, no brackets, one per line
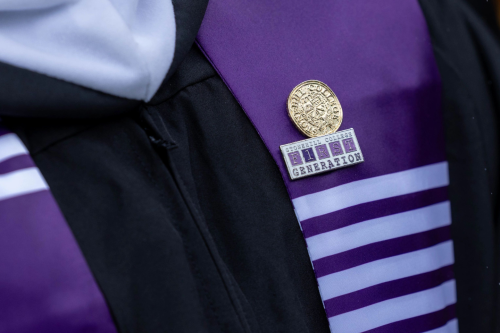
0,124,117,333
296,163,456,332
197,0,458,332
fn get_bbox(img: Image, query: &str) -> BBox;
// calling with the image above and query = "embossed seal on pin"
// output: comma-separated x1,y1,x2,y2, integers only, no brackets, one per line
287,80,343,138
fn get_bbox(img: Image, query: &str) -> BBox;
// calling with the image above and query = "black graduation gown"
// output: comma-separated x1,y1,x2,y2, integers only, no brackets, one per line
1,0,499,332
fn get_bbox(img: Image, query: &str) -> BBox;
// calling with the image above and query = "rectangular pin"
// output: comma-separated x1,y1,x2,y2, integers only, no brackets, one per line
280,128,364,180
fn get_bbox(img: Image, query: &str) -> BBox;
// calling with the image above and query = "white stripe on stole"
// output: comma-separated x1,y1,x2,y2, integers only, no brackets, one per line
328,280,457,333
423,319,459,333
0,133,28,163
307,201,451,261
293,162,449,221
318,241,455,300
0,168,49,201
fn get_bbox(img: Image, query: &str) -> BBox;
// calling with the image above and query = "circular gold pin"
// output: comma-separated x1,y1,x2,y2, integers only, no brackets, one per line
287,80,343,138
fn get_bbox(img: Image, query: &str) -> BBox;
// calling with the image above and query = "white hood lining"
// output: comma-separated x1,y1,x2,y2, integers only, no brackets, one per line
0,0,176,101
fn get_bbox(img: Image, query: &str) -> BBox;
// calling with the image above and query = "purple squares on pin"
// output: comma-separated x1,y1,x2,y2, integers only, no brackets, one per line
315,144,330,160
301,148,316,162
287,151,303,166
329,141,344,156
343,138,357,152
280,128,364,180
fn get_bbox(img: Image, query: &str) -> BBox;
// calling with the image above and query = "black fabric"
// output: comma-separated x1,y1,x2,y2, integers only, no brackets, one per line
149,40,216,105
2,0,500,332
419,1,500,331
0,61,140,119
162,0,209,84
463,0,500,38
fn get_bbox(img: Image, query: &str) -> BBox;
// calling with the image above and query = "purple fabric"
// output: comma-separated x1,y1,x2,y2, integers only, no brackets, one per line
301,187,449,238
0,154,35,175
364,304,456,333
0,190,117,333
324,265,454,317
313,226,452,278
0,126,117,332
197,0,445,199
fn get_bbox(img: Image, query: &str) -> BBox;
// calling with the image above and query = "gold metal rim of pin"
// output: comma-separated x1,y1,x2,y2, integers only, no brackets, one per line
287,80,343,138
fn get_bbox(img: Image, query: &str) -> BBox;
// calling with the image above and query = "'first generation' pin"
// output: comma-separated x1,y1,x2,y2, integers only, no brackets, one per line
280,80,364,180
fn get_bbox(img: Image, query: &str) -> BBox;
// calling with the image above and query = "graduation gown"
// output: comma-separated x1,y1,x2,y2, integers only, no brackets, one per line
0,0,499,332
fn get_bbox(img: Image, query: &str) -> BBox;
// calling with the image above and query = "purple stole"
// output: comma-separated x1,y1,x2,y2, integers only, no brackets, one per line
0,125,116,332
197,1,458,332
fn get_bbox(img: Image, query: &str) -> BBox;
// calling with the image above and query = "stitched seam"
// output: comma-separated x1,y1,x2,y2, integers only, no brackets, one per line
165,157,230,332
142,110,225,330
127,120,221,330
163,143,254,332
142,107,244,331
